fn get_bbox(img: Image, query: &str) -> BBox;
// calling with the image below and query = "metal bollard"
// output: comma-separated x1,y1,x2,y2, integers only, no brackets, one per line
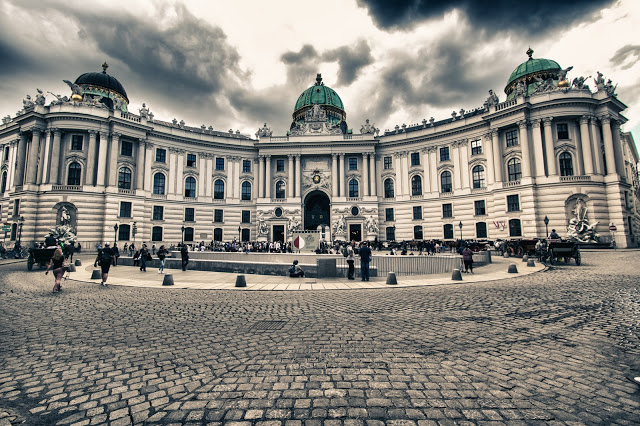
90,269,101,279
162,274,174,286
503,251,510,258
451,269,463,281
235,275,247,287
74,259,82,266
68,264,76,273
508,263,518,273
522,255,528,262
386,272,398,285
527,259,536,267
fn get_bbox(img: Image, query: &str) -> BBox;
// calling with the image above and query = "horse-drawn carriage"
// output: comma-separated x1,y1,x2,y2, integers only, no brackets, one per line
27,247,57,270
538,239,581,265
497,238,539,257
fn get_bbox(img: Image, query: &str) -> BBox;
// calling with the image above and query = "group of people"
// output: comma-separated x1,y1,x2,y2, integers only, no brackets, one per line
289,241,373,281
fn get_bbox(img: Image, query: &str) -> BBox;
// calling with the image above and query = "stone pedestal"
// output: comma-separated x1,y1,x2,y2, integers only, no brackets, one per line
316,258,336,278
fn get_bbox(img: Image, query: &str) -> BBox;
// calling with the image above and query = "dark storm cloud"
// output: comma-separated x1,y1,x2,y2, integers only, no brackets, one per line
322,40,374,86
610,45,640,70
0,40,33,76
356,0,616,34
280,45,320,88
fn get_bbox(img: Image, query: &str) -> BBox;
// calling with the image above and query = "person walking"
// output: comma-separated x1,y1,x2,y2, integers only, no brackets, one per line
112,243,120,266
462,245,474,273
139,244,149,272
95,242,115,286
45,247,65,293
181,244,189,271
346,244,355,280
359,241,372,281
157,245,168,274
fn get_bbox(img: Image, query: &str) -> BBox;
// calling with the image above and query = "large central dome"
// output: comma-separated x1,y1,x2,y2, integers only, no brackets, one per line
505,48,562,99
292,74,346,127
72,62,129,111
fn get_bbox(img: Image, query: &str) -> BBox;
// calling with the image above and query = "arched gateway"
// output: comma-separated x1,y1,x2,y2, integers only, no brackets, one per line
304,191,330,231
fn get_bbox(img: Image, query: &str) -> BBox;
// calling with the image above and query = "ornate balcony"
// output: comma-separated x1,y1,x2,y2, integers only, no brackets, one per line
503,180,520,188
52,185,82,192
560,175,591,182
118,188,136,195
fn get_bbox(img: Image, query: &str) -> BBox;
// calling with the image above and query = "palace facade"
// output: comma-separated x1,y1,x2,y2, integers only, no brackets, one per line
1,51,639,248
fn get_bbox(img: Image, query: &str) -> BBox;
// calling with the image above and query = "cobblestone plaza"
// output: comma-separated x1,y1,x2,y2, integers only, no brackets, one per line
0,251,639,425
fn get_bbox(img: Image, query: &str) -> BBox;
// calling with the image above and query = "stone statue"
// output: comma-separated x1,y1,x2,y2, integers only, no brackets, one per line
360,119,377,134
485,90,499,107
515,80,526,96
47,92,69,105
62,79,83,100
558,66,573,82
139,103,149,118
565,199,600,243
571,76,590,90
256,123,273,138
113,97,125,111
604,79,617,96
257,211,268,236
34,89,46,106
22,95,34,109
332,214,345,235
594,71,605,90
60,207,71,226
365,216,378,234
531,75,556,94
2,115,10,124
287,217,301,233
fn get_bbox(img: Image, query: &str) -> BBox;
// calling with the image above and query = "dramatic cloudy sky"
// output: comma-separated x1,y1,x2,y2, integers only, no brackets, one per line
1,0,639,150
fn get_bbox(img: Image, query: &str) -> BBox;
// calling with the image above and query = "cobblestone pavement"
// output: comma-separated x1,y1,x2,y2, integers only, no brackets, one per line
0,251,638,425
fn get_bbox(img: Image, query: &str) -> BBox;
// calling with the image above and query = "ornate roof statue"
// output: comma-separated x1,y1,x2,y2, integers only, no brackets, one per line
63,79,84,101
256,123,273,138
360,119,378,134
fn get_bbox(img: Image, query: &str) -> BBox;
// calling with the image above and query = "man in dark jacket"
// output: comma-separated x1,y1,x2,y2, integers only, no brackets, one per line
359,242,372,281
181,245,189,271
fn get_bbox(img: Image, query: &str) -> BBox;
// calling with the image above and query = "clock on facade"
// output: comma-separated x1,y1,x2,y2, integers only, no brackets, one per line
313,174,321,184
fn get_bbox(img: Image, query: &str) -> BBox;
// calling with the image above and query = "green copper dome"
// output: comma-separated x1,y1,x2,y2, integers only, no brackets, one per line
505,48,562,99
294,74,344,114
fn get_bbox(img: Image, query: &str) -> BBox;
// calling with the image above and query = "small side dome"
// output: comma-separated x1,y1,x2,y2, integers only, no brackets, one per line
505,48,562,99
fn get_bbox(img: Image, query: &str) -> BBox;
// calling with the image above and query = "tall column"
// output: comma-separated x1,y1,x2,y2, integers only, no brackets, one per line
36,130,48,184
492,130,503,182
579,116,594,175
590,116,604,175
401,152,410,195
601,116,617,176
331,154,338,197
95,132,107,186
368,153,376,196
542,118,557,176
176,151,184,195
429,147,438,192
168,149,177,194
611,120,626,178
421,149,430,191
452,143,462,190
287,154,294,198
394,154,402,195
144,142,153,192
107,133,120,187
459,140,470,187
340,154,346,197
253,157,260,199
265,155,271,198
362,153,369,197
233,157,241,199
85,130,97,185
531,120,545,177
6,140,17,190
572,122,585,176
258,156,264,198
135,139,145,190
49,130,63,185
14,132,28,187
26,130,42,184
484,134,495,185
517,121,532,178
295,155,301,198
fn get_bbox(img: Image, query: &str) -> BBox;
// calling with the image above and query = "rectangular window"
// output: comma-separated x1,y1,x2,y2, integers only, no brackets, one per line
187,153,197,167
13,199,19,217
276,159,285,172
440,147,450,161
505,129,518,147
442,203,453,218
4,146,9,161
215,157,224,170
214,209,223,223
410,152,420,166
476,222,488,239
474,200,486,216
413,206,422,220
507,194,520,212
385,208,394,222
184,207,195,222
443,224,454,240
213,228,222,241
152,206,163,221
557,123,569,140
383,156,392,169
71,135,83,151
152,226,163,242
349,157,358,170
241,210,250,223
242,160,251,173
471,139,482,155
155,148,166,163
121,141,133,156
119,201,132,218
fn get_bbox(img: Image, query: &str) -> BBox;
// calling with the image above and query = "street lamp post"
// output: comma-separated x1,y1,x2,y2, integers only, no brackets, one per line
181,225,185,245
17,216,25,250
113,223,119,245
544,216,549,238
458,221,463,241
132,221,137,247
238,226,241,242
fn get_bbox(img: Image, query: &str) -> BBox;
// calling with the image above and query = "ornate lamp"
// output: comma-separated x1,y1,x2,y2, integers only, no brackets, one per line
543,216,549,237
113,223,119,245
458,221,463,240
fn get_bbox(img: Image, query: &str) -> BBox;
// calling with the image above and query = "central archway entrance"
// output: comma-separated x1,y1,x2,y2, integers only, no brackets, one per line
304,191,330,230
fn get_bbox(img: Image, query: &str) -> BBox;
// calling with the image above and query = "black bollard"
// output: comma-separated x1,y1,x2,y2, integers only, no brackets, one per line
235,275,247,287
386,272,398,285
451,269,463,281
90,269,101,279
162,274,174,286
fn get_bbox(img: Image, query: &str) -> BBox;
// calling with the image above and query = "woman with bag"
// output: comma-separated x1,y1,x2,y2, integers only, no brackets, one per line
157,245,168,274
346,244,355,280
45,247,65,293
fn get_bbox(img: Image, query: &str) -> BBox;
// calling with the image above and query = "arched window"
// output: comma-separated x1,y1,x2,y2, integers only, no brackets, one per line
384,178,394,198
151,226,163,241
472,165,485,189
411,175,422,196
440,171,452,193
241,181,251,200
414,225,423,240
509,219,522,237
184,226,194,242
118,167,132,189
153,173,165,195
275,180,285,199
386,226,395,241
184,177,196,198
67,162,82,186
214,179,224,199
507,158,521,182
118,224,130,241
559,152,574,176
349,179,359,198
1,170,7,193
